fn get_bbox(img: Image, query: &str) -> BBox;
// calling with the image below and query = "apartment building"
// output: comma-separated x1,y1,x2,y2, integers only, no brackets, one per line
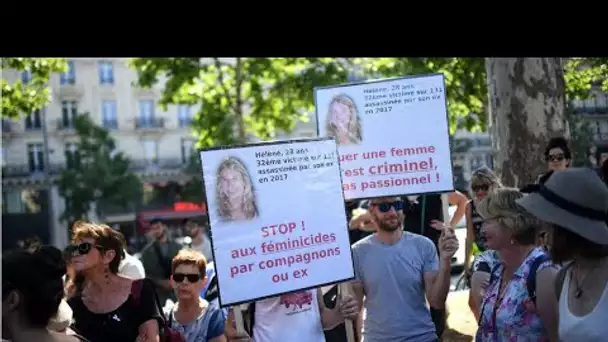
571,90,608,163
2,58,199,248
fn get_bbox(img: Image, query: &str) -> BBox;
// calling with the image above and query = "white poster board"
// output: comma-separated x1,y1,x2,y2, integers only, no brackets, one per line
199,138,355,307
314,73,454,200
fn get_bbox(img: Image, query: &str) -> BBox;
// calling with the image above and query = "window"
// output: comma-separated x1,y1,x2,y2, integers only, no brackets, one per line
2,189,42,214
24,109,42,130
61,101,78,128
181,139,195,164
98,61,114,85
60,60,76,85
178,105,192,127
64,143,80,169
142,140,158,165
27,143,45,172
1,147,6,167
102,100,118,129
21,70,31,84
139,100,155,127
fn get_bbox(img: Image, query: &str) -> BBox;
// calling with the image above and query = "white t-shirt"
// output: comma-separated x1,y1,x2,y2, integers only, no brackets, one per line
252,289,325,342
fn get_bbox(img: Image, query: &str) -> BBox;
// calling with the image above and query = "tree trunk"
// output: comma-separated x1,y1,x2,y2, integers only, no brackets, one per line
485,58,569,188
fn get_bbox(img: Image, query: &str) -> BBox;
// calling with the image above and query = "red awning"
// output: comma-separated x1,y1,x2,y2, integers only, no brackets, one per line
137,202,207,232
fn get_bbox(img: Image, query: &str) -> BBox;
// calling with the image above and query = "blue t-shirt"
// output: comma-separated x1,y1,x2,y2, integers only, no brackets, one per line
167,301,225,342
353,232,439,342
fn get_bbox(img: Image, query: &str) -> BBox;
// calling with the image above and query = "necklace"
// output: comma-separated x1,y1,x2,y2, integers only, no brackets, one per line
572,257,607,298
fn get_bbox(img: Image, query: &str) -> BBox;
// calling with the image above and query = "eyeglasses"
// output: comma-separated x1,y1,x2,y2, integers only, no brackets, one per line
172,273,201,283
547,154,565,162
64,242,104,256
374,200,405,213
472,184,489,192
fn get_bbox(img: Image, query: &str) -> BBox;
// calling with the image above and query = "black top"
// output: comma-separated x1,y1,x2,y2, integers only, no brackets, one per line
403,195,444,249
68,280,163,342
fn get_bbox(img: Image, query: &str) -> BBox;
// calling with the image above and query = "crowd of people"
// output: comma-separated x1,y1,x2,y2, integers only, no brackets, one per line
3,137,608,342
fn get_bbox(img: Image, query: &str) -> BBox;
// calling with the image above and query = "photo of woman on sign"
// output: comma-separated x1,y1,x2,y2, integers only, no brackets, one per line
215,156,259,221
325,94,362,145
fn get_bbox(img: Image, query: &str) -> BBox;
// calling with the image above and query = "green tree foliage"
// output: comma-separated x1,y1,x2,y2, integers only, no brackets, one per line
1,58,67,118
181,152,205,203
55,114,142,222
128,58,356,147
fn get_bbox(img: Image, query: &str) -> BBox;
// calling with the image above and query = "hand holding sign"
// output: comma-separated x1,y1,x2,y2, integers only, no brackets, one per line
437,224,459,261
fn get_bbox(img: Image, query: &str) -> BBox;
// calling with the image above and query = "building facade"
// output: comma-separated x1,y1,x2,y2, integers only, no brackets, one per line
2,58,199,249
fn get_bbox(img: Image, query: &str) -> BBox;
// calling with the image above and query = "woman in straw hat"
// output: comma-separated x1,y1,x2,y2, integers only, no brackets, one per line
516,168,608,342
475,188,559,342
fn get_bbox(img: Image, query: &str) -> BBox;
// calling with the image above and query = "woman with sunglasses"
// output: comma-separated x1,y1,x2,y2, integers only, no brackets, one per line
166,249,226,342
65,222,162,342
463,167,503,319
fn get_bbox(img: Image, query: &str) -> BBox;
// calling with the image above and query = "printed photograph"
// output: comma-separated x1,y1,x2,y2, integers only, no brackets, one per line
215,156,259,221
325,93,362,145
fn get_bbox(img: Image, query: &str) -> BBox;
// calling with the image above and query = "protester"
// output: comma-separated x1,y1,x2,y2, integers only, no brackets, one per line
542,137,571,175
225,287,358,341
464,167,503,319
476,188,558,342
2,245,82,342
184,218,213,262
140,218,183,304
66,221,163,342
164,249,225,342
350,196,458,342
516,167,608,342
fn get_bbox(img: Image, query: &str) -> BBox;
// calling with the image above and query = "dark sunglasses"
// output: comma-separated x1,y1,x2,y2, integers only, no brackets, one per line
173,273,201,283
64,242,104,256
472,184,489,192
374,200,405,213
546,154,565,162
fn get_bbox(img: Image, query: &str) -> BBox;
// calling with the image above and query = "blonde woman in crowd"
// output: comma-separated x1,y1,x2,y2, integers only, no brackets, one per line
215,156,259,221
517,168,608,342
465,167,503,319
476,188,558,342
65,222,162,342
325,94,362,145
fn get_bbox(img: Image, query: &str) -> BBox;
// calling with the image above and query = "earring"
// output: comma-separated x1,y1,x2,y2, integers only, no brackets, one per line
510,239,515,245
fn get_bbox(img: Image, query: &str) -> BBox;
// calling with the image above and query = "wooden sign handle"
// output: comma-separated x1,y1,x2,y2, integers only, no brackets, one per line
338,283,356,342
233,304,246,336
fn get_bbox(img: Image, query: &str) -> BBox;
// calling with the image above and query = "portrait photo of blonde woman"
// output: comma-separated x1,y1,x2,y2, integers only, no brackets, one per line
325,94,363,145
215,156,259,221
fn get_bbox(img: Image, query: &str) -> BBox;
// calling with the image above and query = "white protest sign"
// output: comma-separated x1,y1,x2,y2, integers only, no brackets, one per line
199,138,355,306
314,73,454,200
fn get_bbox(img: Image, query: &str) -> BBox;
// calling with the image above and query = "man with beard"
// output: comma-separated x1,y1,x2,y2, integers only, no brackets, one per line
184,218,213,262
351,197,458,342
140,219,183,304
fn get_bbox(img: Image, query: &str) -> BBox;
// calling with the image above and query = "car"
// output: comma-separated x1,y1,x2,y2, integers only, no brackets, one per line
449,205,467,271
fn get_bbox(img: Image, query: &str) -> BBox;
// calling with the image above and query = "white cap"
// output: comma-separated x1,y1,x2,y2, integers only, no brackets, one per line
117,250,146,280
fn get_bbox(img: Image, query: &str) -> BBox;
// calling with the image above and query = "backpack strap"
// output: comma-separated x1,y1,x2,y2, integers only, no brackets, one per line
526,254,551,304
554,262,574,301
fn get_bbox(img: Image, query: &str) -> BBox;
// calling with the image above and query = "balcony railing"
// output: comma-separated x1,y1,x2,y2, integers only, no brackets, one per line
57,118,76,131
135,117,165,130
571,97,608,115
130,158,186,171
2,164,63,179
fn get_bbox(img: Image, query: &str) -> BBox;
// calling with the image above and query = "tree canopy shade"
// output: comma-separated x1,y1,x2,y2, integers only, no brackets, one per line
1,58,68,119
55,114,142,222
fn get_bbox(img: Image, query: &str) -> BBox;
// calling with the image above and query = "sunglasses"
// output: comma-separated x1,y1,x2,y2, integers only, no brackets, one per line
374,200,405,213
173,273,202,283
64,242,104,256
472,184,489,192
547,154,565,162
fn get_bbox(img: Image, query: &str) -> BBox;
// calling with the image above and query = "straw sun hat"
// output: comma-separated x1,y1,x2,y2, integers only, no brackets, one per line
516,167,608,245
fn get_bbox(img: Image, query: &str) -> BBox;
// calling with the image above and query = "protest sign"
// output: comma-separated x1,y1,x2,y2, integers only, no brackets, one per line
199,138,355,307
315,73,454,200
